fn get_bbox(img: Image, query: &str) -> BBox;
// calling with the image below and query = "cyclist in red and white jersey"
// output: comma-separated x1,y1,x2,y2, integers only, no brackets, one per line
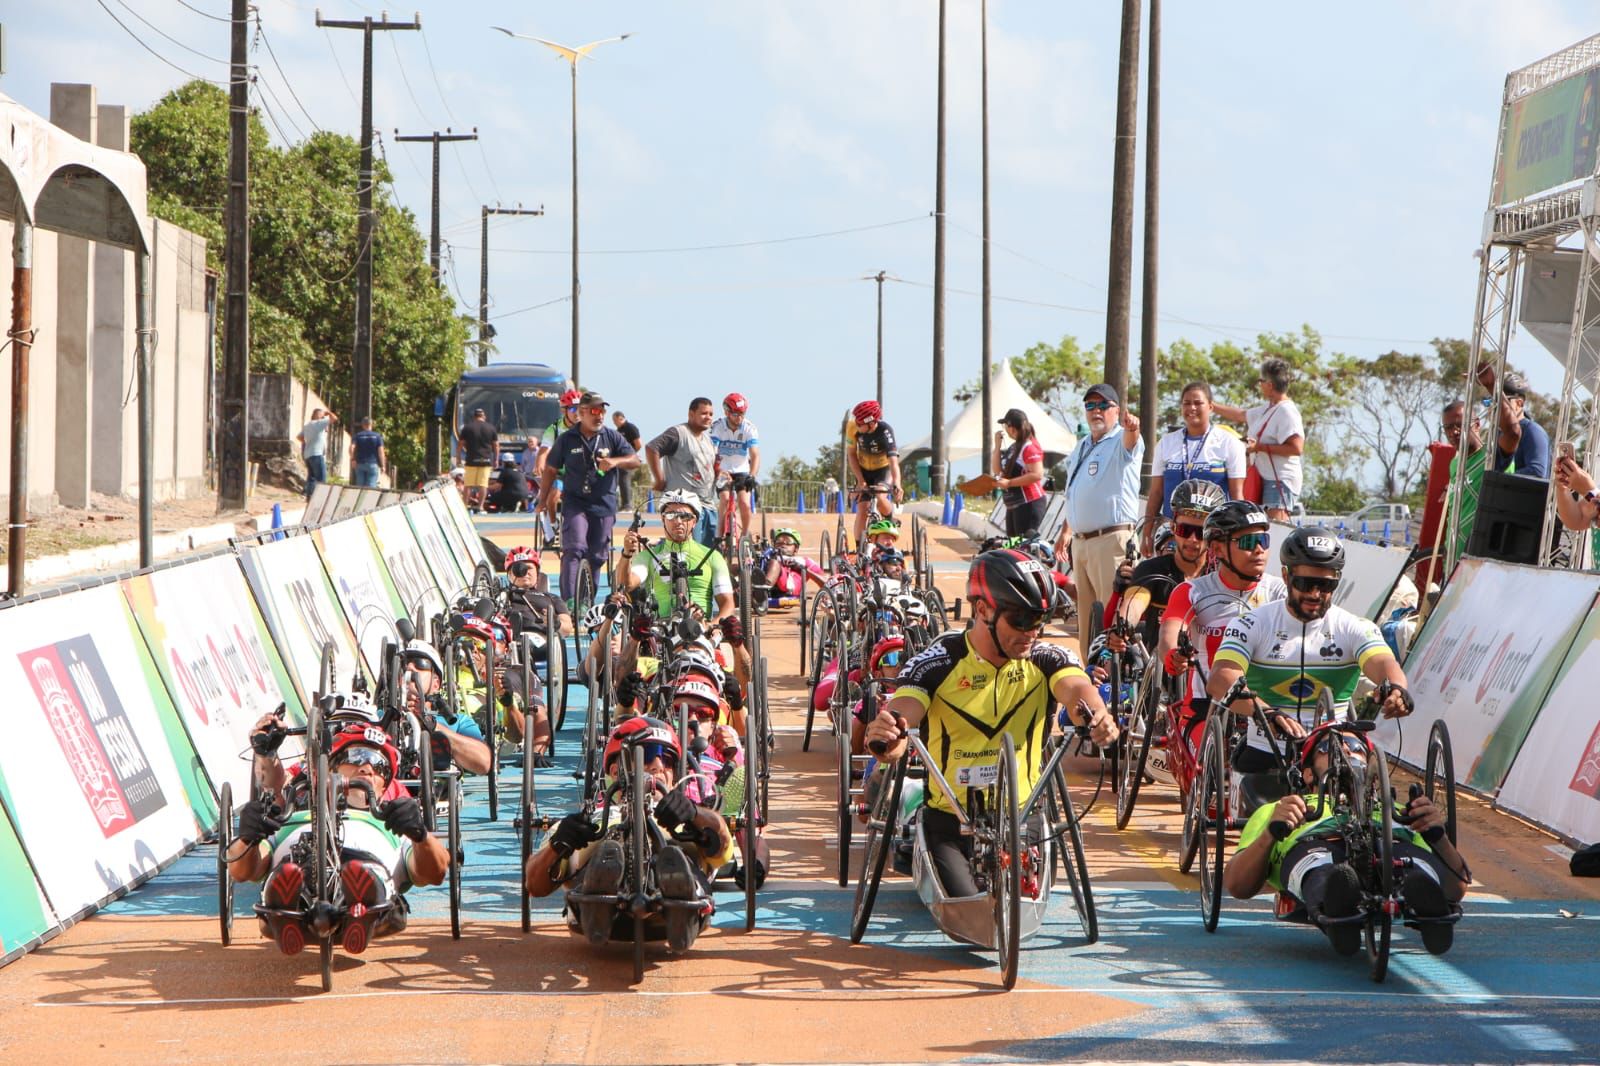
711,393,760,541
1156,501,1285,747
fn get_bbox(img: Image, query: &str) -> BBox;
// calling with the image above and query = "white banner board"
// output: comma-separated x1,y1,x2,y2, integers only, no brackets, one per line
239,534,366,704
313,518,408,674
366,505,448,630
1375,558,1599,791
434,486,490,572
405,497,468,597
0,586,203,921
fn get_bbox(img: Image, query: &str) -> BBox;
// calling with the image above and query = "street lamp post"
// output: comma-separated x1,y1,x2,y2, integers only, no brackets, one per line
493,26,633,386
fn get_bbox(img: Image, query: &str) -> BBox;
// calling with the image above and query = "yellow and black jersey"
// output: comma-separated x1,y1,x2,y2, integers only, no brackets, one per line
896,631,1087,814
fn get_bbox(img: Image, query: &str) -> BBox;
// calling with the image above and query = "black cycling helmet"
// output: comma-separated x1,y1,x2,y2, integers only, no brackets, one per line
967,548,1059,614
1203,500,1270,543
1280,525,1347,572
1169,478,1227,517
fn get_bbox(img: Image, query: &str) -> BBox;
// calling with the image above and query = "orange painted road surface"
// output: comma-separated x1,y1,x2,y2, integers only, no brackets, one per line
1,513,1597,1065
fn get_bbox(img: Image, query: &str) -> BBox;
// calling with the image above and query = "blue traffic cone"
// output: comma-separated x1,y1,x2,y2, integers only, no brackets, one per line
941,492,953,525
1361,519,1369,541
797,489,807,514
953,492,965,518
270,502,284,541
1382,520,1391,543
646,490,655,513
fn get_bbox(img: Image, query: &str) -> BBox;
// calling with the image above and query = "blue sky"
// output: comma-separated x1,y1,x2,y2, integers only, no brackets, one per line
5,1,1596,471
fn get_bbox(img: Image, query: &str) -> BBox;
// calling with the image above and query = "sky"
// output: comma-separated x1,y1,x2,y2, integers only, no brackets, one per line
4,1,1598,475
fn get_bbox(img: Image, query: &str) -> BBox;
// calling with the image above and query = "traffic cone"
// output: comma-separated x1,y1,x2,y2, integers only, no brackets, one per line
646,491,655,513
797,489,807,514
941,492,953,525
270,502,284,541
953,492,965,518
1382,520,1391,543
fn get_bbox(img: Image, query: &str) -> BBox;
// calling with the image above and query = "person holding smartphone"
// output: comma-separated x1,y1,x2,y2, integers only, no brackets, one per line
1554,445,1600,530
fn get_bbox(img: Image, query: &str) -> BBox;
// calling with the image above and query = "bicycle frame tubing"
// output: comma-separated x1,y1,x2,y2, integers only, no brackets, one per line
899,730,1079,837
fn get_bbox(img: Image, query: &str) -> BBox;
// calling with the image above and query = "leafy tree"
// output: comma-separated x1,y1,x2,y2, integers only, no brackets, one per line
1341,350,1449,500
131,81,470,484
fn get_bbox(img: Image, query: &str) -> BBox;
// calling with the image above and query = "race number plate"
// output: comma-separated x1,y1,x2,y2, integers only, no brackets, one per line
957,762,1000,787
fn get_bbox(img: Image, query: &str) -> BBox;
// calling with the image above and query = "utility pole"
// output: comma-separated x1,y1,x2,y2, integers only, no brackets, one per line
930,0,948,497
1139,0,1161,475
1103,0,1141,404
317,10,420,426
874,271,886,407
980,0,993,475
394,128,478,285
477,204,544,366
218,0,251,511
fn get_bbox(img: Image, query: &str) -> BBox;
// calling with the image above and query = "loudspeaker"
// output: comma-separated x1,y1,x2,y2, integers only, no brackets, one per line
1466,469,1551,565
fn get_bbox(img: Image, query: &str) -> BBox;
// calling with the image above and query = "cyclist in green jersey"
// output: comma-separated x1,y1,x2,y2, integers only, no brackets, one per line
620,490,736,622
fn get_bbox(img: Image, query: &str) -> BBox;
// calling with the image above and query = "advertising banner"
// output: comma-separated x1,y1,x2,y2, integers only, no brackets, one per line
366,505,449,630
426,489,481,581
123,554,307,799
1375,558,1599,791
329,489,362,523
1271,523,1411,621
312,518,408,673
0,586,204,921
1496,67,1600,204
434,486,490,572
0,807,57,959
305,483,338,526
405,497,469,597
239,534,366,704
1497,603,1600,842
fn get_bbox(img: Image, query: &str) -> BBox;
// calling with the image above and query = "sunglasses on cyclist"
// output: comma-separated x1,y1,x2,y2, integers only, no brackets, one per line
1232,531,1271,552
1290,575,1340,594
1001,608,1050,632
336,746,391,778
878,651,902,668
565,405,579,413
661,509,696,521
509,560,536,578
612,741,675,768
1174,522,1205,540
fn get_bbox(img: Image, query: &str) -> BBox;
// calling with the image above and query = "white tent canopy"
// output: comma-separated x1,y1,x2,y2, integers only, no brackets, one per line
905,359,1077,461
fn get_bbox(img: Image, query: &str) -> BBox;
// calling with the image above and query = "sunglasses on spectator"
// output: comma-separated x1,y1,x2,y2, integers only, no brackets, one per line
1232,531,1271,551
1174,522,1205,540
1001,608,1050,632
1290,575,1340,594
509,560,536,578
336,746,391,778
1083,400,1113,412
585,406,607,415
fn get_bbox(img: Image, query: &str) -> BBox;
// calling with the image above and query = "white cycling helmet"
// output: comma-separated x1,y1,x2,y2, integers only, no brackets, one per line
897,595,930,621
400,638,445,677
657,489,703,517
582,602,609,634
326,690,383,725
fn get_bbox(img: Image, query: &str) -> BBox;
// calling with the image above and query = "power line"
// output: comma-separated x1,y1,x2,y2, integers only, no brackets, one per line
417,26,503,207
256,16,323,133
92,0,229,84
496,294,571,320
107,0,229,64
174,0,230,22
488,214,928,256
322,27,360,107
253,69,306,144
945,216,1100,292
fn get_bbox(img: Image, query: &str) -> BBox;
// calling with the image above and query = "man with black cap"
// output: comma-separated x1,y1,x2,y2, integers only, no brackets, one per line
538,390,641,603
1053,383,1143,663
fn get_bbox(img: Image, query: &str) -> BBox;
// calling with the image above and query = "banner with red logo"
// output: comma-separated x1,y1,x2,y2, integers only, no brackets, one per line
404,497,469,598
1374,558,1600,791
312,518,409,674
239,534,367,707
0,586,203,921
1498,603,1600,841
123,554,307,800
367,504,449,632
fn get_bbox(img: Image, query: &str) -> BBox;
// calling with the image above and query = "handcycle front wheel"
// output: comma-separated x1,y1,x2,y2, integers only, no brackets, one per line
1115,667,1160,831
1197,714,1227,933
1047,756,1098,944
217,781,235,946
630,744,648,984
993,734,1022,990
1366,752,1395,983
850,755,906,944
1424,719,1457,845
448,774,464,940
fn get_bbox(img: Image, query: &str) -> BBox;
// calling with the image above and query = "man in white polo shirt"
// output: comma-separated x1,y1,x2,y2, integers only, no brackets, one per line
1053,383,1143,663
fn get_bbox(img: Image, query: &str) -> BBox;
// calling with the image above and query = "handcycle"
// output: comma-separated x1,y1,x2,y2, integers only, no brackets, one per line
850,721,1099,990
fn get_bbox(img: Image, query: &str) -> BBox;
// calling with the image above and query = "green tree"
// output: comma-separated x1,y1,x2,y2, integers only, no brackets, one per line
131,81,471,484
1342,349,1450,500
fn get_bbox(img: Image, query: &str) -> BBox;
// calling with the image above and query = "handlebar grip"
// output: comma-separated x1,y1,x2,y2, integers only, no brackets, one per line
1269,820,1290,841
868,716,908,757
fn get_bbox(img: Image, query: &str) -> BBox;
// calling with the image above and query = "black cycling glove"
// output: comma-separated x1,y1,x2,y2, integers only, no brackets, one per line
235,796,284,846
654,790,699,833
615,670,645,708
550,812,601,858
382,796,429,842
720,615,745,648
721,673,745,712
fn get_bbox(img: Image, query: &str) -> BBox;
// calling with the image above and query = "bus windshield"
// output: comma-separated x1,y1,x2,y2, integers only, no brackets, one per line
458,385,561,445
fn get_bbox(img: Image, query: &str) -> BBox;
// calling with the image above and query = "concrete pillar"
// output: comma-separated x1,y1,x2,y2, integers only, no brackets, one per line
92,103,132,497
50,84,96,509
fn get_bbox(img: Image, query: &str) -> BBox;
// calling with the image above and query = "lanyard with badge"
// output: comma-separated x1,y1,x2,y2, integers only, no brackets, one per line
1069,434,1110,489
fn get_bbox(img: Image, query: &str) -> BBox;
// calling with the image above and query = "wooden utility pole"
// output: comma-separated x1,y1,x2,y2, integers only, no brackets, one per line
394,128,478,285
219,0,251,510
930,0,948,496
1139,0,1160,472
1103,0,1141,403
980,0,994,475
874,270,886,407
316,11,420,426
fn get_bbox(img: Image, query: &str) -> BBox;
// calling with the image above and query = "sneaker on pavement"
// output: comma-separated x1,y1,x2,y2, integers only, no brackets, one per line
1404,869,1454,955
264,861,304,909
578,839,625,946
1318,862,1363,957
341,860,384,909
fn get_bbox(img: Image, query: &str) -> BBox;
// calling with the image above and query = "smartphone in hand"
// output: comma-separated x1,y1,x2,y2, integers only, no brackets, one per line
1558,440,1577,464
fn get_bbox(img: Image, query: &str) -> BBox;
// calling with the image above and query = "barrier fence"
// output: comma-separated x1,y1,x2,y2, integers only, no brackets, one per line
0,483,481,967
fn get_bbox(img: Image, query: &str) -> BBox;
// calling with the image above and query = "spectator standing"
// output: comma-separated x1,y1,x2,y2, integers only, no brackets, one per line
1053,383,1143,664
1440,399,1488,560
350,417,386,488
613,409,644,510
297,407,338,499
538,391,640,602
458,408,499,512
992,408,1047,537
1144,381,1246,551
1490,371,1551,479
1214,357,1305,521
647,397,719,547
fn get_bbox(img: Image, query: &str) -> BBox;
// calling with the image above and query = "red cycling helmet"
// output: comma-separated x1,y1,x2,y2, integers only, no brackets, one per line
329,724,401,784
603,715,681,775
723,392,749,414
967,548,1058,614
870,635,906,674
852,400,882,424
672,662,723,719
560,388,583,407
1296,721,1373,770
454,615,496,644
504,545,537,569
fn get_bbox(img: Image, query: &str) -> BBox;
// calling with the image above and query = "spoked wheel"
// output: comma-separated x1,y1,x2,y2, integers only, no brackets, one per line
1197,716,1227,933
742,696,760,932
487,710,500,823
802,588,839,752
737,535,754,648
520,705,538,933
836,730,855,887
798,585,811,676
216,781,235,946
921,587,950,635
850,757,905,944
1047,759,1098,943
312,748,335,993
754,654,772,818
448,774,463,940
1116,669,1160,830
630,745,648,984
418,736,437,834
993,734,1022,990
1424,719,1457,845
576,559,597,626
546,617,567,733
1366,753,1395,983
819,531,833,574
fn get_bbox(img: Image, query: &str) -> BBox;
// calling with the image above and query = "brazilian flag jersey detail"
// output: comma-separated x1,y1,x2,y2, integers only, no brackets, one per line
268,807,408,873
896,631,1087,815
1236,794,1429,892
641,540,733,618
1213,600,1387,755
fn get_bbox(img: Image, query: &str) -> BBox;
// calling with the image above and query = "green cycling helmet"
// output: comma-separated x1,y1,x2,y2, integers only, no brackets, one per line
866,518,901,538
772,527,801,547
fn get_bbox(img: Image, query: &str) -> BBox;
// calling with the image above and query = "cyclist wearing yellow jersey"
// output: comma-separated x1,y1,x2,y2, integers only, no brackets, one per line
847,400,902,549
865,549,1117,897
